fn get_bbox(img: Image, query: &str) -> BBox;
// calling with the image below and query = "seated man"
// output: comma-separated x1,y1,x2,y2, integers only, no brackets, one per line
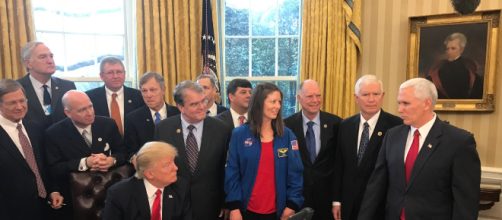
103,141,191,220
45,90,126,218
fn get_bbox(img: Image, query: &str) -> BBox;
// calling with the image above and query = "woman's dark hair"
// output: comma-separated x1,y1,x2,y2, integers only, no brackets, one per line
248,82,284,137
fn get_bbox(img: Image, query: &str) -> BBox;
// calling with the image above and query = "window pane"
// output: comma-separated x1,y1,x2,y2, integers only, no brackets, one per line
225,38,249,76
225,0,249,36
35,32,66,74
279,0,300,35
32,1,64,32
65,34,98,77
96,36,125,62
277,81,297,117
252,38,275,76
251,0,276,36
278,37,299,76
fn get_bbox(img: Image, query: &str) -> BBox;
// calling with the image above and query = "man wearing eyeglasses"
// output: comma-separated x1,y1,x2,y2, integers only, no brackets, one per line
154,80,232,220
18,41,76,128
86,56,144,136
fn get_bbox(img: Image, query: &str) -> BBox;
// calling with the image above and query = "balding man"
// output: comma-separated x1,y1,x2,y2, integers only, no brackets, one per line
45,90,126,218
284,79,342,220
358,78,480,220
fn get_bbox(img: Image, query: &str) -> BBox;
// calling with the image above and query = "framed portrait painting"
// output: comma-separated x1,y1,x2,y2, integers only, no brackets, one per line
407,10,499,111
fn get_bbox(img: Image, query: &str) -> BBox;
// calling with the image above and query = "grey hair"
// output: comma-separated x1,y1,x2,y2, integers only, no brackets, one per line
99,56,125,73
195,73,218,89
173,80,204,105
0,79,25,102
444,32,467,48
21,41,45,61
354,74,384,95
139,72,165,90
400,78,438,106
135,141,178,179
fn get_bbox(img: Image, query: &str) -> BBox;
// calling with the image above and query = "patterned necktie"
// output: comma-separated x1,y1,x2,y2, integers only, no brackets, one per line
154,112,161,125
401,130,420,220
42,84,51,105
357,122,370,165
305,121,316,163
238,115,246,126
185,125,199,173
151,189,162,220
111,93,123,135
82,129,92,147
17,123,47,198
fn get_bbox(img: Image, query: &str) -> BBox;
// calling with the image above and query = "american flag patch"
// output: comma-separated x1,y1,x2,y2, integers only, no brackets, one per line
291,140,299,150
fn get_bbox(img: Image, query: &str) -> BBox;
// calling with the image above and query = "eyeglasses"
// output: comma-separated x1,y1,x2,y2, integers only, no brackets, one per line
186,98,209,108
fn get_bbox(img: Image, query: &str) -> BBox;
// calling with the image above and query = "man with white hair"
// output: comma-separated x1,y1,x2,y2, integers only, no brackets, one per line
358,78,480,220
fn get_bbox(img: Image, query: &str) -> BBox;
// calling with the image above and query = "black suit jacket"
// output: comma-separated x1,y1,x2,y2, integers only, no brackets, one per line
18,74,76,127
154,115,231,220
284,111,342,220
103,176,191,220
45,116,127,207
215,110,235,129
86,86,144,126
0,121,52,220
216,104,228,115
358,118,481,220
124,104,180,157
333,110,402,220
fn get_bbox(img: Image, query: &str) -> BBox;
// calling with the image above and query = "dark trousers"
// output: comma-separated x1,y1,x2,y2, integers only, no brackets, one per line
243,210,277,220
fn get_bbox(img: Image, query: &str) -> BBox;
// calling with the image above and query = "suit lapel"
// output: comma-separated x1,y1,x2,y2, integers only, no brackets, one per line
20,75,46,118
350,116,361,167
173,116,190,173
292,112,311,166
197,117,213,175
0,127,32,171
162,186,176,220
132,178,152,219
407,119,442,190
50,77,63,110
64,119,92,155
318,112,328,157
123,87,132,115
97,87,110,116
393,126,409,189
359,112,387,167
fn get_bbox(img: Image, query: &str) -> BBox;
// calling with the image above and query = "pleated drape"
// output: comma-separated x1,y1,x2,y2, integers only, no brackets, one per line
0,0,35,79
300,0,361,118
137,0,220,103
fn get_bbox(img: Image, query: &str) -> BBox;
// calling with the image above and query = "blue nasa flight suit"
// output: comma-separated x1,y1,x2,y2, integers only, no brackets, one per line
224,124,304,218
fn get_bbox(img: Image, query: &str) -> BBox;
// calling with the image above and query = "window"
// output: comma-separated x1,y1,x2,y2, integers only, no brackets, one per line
222,0,301,117
31,0,136,91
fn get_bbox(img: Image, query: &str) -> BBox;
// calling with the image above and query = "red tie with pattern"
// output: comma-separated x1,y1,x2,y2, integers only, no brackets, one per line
401,129,420,220
238,115,246,126
17,123,47,198
151,189,162,220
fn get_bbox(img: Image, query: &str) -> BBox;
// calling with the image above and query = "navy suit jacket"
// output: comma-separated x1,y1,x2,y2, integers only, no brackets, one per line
0,121,52,220
18,74,76,127
215,110,235,129
124,104,180,157
358,118,481,220
103,176,191,220
86,86,144,126
284,111,342,220
216,104,228,115
154,115,231,220
45,116,127,206
333,110,402,220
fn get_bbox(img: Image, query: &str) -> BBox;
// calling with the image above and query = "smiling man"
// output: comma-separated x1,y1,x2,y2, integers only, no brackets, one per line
124,72,180,162
216,78,252,128
284,79,342,220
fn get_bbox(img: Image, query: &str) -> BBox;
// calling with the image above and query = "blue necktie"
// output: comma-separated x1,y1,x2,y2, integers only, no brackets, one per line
357,122,370,165
154,112,161,125
306,121,316,163
42,84,51,105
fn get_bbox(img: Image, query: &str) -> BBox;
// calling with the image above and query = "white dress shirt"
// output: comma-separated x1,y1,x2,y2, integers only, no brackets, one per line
229,107,247,128
144,179,163,219
0,114,31,158
29,74,52,115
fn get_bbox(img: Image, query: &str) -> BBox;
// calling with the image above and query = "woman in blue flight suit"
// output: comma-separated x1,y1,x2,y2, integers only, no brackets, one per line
225,82,304,220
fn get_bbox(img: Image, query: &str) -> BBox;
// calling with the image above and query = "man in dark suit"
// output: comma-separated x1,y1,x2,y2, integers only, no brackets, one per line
154,80,232,220
216,78,252,129
103,141,191,220
86,56,144,135
196,73,228,116
358,78,480,220
125,72,180,162
45,90,127,218
284,79,342,220
18,41,76,128
332,75,402,220
0,79,64,220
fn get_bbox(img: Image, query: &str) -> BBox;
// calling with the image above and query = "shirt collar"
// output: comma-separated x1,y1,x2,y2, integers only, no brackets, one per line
208,102,217,115
0,113,21,129
229,107,247,119
359,110,381,129
180,114,204,131
105,86,124,97
149,103,167,118
143,178,162,199
29,74,51,89
301,111,320,126
73,123,92,135
411,113,437,138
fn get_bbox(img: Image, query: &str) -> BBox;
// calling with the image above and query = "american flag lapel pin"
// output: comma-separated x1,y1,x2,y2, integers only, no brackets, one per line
427,144,432,149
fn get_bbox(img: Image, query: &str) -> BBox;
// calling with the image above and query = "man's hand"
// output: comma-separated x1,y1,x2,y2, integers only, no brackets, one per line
229,209,242,220
49,192,64,209
332,204,341,220
280,207,295,220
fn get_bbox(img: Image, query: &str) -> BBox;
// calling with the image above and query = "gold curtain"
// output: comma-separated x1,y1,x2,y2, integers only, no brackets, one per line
300,0,361,118
0,0,35,79
137,0,220,104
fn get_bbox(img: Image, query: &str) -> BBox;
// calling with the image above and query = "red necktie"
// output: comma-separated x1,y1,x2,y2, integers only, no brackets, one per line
111,93,123,135
151,189,162,220
238,115,246,126
401,129,420,220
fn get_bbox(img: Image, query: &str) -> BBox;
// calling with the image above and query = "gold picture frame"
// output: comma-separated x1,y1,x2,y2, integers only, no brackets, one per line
407,10,499,112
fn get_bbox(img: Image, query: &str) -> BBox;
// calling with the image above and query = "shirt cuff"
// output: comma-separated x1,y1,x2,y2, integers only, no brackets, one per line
332,201,341,207
78,157,89,171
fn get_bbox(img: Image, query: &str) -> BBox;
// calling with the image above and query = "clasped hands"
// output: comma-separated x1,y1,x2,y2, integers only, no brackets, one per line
86,153,115,172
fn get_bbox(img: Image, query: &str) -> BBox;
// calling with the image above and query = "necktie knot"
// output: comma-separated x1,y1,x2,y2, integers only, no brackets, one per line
364,121,369,129
154,112,161,125
307,121,315,128
16,123,23,131
188,124,195,132
414,129,420,138
155,189,162,196
42,84,52,106
238,115,246,125
112,93,118,99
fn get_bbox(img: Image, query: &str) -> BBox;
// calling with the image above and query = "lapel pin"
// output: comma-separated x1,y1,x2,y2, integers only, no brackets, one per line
168,194,173,198
427,144,432,149
128,99,132,103
146,118,150,122
98,137,102,142
378,131,383,136
323,124,327,128
176,129,181,134
104,143,110,151
55,86,59,90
